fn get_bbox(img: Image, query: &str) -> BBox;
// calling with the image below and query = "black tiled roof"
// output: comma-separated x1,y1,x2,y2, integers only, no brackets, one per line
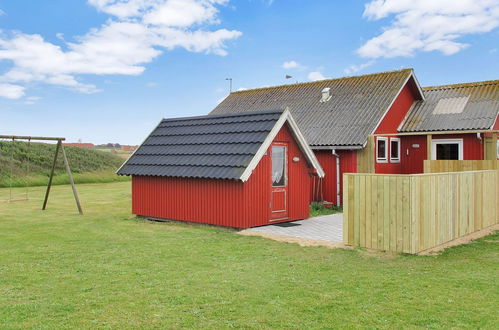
211,69,417,147
117,110,283,179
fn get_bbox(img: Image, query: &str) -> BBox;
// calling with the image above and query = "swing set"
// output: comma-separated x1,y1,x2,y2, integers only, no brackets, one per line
0,135,83,215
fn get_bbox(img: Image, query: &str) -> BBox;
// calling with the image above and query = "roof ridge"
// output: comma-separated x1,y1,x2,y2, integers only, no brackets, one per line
423,79,499,91
230,68,414,94
162,109,283,122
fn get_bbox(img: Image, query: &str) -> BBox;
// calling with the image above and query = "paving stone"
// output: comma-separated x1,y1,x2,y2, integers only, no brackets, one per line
247,214,343,242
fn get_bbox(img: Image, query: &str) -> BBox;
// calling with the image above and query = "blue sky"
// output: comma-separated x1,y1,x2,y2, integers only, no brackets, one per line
0,0,498,144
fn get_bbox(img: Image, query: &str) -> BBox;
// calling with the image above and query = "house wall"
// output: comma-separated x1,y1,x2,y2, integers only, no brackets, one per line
312,149,357,205
432,134,483,160
386,133,485,174
368,78,488,174
374,82,419,134
374,82,420,174
131,124,312,228
401,135,427,174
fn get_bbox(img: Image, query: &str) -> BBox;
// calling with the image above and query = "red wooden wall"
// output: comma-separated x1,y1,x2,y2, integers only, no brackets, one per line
397,133,484,174
311,150,356,205
131,124,312,228
401,135,427,174
372,78,486,174
375,82,419,134
374,81,420,174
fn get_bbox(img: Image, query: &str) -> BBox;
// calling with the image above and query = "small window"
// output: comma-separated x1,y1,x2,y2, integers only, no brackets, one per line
390,138,400,163
431,139,463,160
376,137,388,163
496,140,499,159
271,145,286,187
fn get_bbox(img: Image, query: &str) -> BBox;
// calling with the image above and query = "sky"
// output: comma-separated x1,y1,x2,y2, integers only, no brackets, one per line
0,0,498,144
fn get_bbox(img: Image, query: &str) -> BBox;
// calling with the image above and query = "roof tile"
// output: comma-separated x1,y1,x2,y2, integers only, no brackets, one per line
118,110,282,179
400,80,499,132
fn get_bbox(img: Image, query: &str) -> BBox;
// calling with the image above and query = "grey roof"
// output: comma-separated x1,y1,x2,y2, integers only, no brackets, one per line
117,110,283,180
211,69,420,147
400,80,499,132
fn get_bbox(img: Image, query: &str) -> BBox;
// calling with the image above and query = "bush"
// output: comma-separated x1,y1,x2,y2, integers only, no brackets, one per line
310,202,342,217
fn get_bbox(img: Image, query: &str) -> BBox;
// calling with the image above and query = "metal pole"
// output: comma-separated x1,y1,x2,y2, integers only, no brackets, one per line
42,140,61,210
9,137,14,202
225,78,232,93
60,144,83,215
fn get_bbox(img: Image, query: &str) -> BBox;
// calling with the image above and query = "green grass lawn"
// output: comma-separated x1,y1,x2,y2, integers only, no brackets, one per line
0,183,498,328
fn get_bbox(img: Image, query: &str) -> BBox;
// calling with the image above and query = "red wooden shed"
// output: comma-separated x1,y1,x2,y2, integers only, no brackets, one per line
117,109,324,228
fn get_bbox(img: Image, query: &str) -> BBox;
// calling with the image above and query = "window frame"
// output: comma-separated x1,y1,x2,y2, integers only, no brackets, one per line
390,137,401,163
376,137,388,163
431,138,464,160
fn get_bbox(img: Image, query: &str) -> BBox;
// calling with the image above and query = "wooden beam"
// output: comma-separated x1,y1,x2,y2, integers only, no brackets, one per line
61,145,83,215
427,134,432,160
372,129,499,137
0,135,66,141
42,140,61,210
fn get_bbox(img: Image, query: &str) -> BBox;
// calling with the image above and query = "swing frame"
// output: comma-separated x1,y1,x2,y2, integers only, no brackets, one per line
0,135,83,215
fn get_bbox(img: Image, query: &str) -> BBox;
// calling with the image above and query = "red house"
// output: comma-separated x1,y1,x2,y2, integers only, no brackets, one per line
211,70,499,206
118,110,324,228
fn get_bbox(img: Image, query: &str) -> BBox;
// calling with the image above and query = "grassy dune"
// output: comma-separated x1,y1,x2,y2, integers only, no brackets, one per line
0,182,498,328
0,141,129,187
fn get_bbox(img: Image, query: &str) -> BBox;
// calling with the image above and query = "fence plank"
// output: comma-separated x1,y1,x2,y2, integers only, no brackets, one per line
424,160,499,173
343,169,499,254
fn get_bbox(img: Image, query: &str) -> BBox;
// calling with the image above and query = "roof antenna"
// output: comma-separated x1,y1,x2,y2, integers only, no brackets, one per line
225,78,232,93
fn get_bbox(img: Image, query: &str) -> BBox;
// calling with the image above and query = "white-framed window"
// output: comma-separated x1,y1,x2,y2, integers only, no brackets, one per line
376,137,388,163
496,139,499,159
390,138,401,163
431,139,464,160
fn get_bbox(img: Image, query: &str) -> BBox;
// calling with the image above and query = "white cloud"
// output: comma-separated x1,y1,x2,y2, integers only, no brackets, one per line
0,83,25,99
343,60,375,75
307,71,327,81
0,1,241,98
88,0,151,18
143,0,226,27
358,0,499,58
24,96,42,105
282,60,302,69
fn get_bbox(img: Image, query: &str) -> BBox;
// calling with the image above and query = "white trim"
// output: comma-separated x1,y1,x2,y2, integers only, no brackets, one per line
370,71,425,138
396,101,417,132
285,109,325,177
496,139,499,159
390,137,401,163
431,138,464,160
376,137,388,163
240,109,325,182
116,119,163,174
410,71,426,101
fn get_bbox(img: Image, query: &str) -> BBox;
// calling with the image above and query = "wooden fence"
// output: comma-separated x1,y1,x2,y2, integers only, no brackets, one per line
424,160,499,173
343,170,499,254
